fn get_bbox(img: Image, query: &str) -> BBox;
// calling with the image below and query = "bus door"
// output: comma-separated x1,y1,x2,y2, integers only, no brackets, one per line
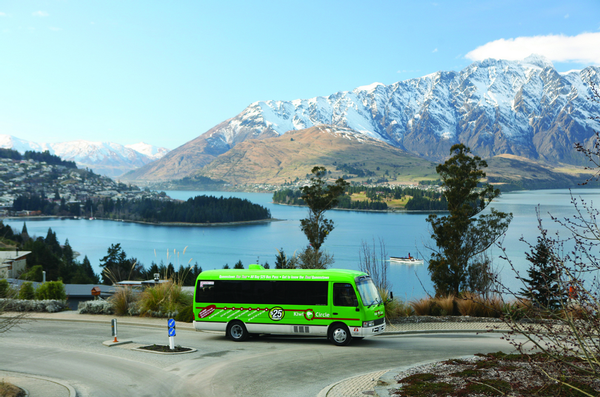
332,283,360,323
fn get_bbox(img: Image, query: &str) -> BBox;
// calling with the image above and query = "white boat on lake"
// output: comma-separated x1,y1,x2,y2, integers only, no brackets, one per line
389,255,424,265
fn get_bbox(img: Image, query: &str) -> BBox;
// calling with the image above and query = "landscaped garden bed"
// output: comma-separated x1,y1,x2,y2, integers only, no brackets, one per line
391,352,600,397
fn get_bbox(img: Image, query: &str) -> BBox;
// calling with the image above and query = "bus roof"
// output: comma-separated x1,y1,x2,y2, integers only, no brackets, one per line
196,267,368,282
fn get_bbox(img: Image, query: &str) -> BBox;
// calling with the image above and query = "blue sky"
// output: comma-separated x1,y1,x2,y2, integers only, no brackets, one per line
1,1,599,149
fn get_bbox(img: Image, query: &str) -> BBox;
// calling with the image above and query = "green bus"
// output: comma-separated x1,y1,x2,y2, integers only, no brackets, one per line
193,265,386,346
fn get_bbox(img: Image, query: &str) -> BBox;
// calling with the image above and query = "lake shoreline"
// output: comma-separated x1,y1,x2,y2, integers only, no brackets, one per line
273,202,449,214
1,215,282,227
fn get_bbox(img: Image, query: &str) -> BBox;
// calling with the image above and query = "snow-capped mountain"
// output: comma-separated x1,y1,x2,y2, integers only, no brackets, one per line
125,142,169,161
0,135,50,153
0,135,169,177
126,54,600,181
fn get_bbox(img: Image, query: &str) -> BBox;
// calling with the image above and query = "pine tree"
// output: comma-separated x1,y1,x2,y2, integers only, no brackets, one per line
519,236,562,310
275,248,287,269
21,222,29,242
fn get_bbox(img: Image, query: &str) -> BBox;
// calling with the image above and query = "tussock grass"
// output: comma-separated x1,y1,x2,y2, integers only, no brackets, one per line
0,380,25,397
411,298,434,316
457,293,503,318
108,286,137,316
138,280,192,318
436,295,456,316
409,294,505,317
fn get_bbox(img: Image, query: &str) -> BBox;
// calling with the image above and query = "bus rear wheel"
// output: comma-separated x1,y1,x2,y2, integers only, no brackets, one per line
328,323,352,346
227,321,249,342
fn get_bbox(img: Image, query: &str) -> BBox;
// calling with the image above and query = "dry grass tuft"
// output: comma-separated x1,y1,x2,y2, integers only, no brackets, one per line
435,295,456,316
457,293,503,318
408,294,505,318
108,286,137,316
411,298,434,316
0,380,25,397
138,280,192,317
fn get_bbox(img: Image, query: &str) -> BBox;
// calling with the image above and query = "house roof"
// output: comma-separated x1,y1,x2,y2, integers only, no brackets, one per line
64,284,117,297
0,251,31,263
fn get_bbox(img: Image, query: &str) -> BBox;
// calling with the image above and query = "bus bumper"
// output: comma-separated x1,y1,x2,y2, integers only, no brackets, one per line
349,322,386,338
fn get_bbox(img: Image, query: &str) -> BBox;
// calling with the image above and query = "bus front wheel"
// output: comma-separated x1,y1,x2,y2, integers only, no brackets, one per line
227,321,249,342
328,323,352,346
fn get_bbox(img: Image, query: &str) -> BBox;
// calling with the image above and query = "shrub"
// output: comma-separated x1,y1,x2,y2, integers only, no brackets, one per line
35,281,66,300
108,287,138,316
384,297,414,319
0,379,24,397
139,281,192,318
0,298,67,312
486,295,504,318
411,297,434,316
175,304,194,323
78,300,114,315
0,279,11,298
457,292,503,317
18,282,35,300
435,295,456,316
502,299,533,321
457,293,487,317
19,265,43,282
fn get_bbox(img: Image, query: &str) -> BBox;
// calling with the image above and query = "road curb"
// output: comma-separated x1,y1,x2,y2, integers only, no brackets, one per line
317,369,390,397
381,328,506,335
131,346,198,355
0,371,76,397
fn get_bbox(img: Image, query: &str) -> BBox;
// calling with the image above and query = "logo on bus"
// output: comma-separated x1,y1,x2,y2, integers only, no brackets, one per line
268,307,285,321
198,305,216,319
304,309,315,321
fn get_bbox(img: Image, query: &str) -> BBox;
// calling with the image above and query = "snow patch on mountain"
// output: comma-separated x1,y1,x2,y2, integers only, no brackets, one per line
0,135,170,177
197,55,600,165
126,142,169,160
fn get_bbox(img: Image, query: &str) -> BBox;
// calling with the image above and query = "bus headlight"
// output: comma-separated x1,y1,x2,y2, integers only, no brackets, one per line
363,320,374,327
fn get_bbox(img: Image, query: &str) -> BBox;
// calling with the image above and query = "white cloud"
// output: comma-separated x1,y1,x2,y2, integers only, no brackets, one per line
0,12,6,17
465,32,600,65
32,10,49,17
49,26,61,31
432,48,438,53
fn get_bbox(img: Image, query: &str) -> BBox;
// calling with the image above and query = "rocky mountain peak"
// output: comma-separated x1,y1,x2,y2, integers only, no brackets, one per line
123,56,600,182
522,53,554,69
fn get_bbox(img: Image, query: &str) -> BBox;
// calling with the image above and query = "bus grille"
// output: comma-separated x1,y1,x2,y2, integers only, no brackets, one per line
293,326,309,333
374,318,385,326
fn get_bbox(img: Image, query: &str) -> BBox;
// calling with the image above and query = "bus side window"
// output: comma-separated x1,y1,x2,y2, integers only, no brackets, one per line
195,280,215,303
333,283,358,307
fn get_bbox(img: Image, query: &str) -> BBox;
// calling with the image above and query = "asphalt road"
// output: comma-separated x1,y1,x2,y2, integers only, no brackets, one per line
0,319,521,396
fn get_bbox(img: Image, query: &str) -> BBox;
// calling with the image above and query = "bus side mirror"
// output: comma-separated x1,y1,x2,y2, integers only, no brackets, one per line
388,292,393,301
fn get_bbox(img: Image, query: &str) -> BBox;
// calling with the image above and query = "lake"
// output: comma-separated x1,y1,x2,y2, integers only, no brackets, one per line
5,188,600,300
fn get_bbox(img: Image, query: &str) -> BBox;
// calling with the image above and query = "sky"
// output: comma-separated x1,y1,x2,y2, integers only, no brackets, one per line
1,1,599,150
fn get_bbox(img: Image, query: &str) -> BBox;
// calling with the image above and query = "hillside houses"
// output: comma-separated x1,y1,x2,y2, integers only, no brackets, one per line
0,157,167,217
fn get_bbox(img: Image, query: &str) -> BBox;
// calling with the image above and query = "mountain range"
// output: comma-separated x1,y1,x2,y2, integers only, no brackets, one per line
0,135,169,177
123,55,600,186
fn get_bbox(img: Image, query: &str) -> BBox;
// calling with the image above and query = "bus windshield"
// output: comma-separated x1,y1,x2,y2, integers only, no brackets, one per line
355,276,381,307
